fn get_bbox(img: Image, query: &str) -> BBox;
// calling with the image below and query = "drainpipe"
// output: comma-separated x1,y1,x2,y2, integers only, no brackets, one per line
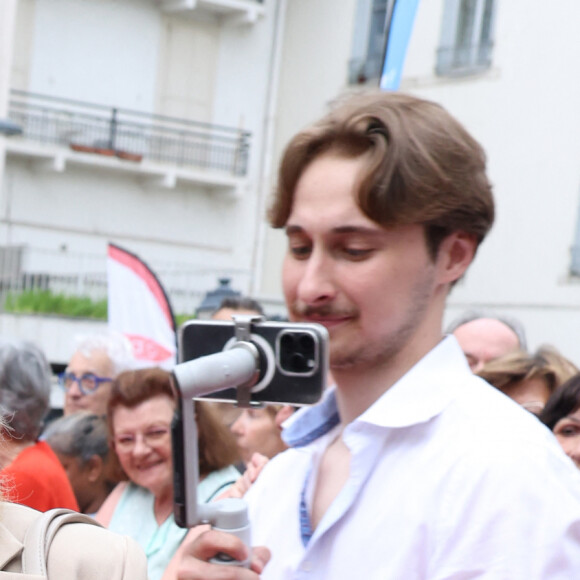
249,0,287,301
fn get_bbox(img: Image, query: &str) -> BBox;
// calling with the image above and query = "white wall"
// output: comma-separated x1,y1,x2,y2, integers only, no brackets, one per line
0,312,106,364
2,158,253,283
11,0,35,91
29,0,161,110
155,13,219,122
211,3,284,295
258,0,359,299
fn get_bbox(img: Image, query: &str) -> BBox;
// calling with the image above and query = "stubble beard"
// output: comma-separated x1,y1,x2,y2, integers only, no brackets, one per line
328,267,436,372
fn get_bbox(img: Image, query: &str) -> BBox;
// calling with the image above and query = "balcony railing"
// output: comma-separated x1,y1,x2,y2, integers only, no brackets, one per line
0,245,252,317
8,90,251,176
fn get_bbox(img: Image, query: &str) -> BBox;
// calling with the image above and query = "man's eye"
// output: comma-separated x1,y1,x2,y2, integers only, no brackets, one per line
342,247,372,259
557,426,580,437
289,245,311,258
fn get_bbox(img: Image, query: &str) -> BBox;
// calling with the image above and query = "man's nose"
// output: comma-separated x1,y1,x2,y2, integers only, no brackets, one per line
296,251,336,306
67,380,83,398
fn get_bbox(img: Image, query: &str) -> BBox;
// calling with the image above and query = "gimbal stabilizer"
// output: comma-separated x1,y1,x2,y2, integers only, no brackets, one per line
171,316,265,567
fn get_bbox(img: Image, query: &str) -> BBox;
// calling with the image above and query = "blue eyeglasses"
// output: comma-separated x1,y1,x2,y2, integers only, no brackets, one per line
58,372,113,395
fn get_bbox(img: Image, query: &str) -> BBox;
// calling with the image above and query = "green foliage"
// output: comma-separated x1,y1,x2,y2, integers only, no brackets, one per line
175,313,196,327
4,290,108,320
4,290,193,324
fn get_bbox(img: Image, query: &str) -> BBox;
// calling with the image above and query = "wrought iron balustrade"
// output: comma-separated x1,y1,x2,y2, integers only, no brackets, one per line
8,90,251,176
0,245,251,318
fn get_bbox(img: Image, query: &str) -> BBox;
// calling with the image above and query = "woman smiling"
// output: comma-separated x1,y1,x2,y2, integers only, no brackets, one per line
96,367,240,580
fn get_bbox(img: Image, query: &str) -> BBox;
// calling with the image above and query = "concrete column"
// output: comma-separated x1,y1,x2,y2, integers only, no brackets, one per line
0,0,19,237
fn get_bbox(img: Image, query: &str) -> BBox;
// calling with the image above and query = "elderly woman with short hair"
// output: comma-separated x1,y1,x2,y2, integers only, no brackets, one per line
0,338,79,511
96,367,241,580
44,411,115,515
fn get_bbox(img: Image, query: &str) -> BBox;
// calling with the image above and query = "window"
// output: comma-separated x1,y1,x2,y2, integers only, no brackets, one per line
349,0,393,84
436,0,496,76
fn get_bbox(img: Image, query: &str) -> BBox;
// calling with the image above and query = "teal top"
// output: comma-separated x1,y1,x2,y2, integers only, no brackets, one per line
108,465,240,580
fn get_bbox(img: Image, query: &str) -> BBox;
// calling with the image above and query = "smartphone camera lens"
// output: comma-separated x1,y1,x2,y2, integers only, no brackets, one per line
299,333,315,352
279,332,316,375
288,353,308,373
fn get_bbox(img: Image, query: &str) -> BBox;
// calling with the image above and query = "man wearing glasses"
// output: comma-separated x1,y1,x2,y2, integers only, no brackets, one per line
61,331,135,415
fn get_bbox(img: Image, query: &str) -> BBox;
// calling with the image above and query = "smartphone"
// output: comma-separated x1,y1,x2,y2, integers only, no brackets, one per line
178,318,329,406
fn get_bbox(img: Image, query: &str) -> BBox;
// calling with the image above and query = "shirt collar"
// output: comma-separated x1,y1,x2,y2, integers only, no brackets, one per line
283,335,471,446
283,386,340,448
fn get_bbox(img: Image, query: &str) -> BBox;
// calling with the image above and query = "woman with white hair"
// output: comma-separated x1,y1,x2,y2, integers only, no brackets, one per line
0,338,78,511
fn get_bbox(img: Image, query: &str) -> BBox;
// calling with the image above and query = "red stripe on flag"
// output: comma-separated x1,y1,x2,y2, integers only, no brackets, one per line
108,244,173,328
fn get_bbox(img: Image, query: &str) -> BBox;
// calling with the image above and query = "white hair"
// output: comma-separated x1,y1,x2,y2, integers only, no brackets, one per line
73,331,135,376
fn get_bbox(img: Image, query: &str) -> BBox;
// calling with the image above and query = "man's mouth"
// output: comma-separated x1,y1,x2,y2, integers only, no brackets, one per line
305,315,351,329
291,304,357,327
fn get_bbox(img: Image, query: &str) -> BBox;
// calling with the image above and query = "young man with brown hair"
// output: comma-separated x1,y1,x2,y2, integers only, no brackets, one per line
174,92,580,579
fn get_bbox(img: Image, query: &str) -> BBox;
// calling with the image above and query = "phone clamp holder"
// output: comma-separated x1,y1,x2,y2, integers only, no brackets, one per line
231,314,265,408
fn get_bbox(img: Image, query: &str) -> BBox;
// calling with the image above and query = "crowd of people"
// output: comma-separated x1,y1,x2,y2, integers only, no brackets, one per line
0,298,290,580
2,90,580,578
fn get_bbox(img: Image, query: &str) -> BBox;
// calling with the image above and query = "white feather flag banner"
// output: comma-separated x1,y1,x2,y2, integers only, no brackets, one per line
107,243,177,370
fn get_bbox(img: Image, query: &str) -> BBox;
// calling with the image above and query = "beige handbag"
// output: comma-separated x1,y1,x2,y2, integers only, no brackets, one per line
0,502,147,579
21,508,102,577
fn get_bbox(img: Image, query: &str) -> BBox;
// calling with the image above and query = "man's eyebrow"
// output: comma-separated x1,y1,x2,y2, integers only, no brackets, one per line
332,226,383,236
285,225,383,236
285,225,304,235
560,416,580,425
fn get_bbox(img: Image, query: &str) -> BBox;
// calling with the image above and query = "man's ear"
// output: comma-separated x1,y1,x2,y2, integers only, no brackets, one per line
436,231,477,285
275,405,294,429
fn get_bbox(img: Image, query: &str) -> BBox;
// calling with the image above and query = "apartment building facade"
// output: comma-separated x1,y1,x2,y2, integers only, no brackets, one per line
1,0,580,365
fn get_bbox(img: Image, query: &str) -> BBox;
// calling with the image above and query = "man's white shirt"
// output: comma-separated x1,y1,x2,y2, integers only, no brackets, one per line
245,336,580,579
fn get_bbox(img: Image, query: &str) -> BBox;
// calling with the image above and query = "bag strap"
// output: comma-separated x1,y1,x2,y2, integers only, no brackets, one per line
21,509,102,577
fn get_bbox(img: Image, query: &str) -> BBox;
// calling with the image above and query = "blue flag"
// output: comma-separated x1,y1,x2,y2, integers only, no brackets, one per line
380,0,420,91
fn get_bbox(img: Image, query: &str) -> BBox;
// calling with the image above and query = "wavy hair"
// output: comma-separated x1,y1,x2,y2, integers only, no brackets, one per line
269,91,494,259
